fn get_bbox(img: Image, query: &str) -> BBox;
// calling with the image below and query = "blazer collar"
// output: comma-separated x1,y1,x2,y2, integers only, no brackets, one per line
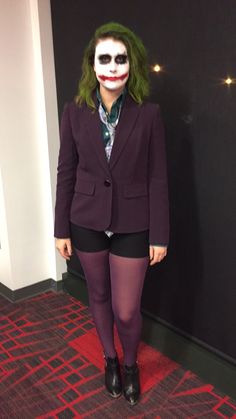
84,92,140,174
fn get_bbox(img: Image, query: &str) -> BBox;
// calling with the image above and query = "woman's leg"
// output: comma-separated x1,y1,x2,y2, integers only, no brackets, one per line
109,254,149,365
109,231,150,366
70,224,116,359
74,247,116,359
74,246,122,398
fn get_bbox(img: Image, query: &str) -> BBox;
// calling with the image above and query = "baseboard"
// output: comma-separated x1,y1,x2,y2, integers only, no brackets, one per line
141,308,236,367
0,278,63,302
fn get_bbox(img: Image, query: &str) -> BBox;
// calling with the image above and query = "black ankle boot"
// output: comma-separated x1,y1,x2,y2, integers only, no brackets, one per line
104,355,122,398
123,362,140,405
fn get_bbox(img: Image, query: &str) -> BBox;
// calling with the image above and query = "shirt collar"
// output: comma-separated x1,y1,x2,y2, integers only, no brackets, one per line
96,86,127,110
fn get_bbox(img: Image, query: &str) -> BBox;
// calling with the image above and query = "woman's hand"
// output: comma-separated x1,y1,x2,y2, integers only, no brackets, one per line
149,245,167,266
55,238,72,260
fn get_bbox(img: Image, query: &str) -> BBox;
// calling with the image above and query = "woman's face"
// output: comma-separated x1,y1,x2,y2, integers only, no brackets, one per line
93,38,129,91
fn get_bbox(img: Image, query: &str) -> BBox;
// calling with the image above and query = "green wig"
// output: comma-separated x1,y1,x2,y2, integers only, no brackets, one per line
75,22,150,109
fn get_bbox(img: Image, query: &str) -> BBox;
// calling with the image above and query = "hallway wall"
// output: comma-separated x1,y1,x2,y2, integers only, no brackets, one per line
0,0,65,290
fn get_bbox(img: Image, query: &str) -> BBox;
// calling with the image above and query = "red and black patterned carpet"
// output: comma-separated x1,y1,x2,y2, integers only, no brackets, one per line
0,291,235,418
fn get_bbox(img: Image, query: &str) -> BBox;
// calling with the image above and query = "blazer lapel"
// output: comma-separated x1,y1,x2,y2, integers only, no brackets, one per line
84,93,140,173
84,107,111,175
109,95,140,170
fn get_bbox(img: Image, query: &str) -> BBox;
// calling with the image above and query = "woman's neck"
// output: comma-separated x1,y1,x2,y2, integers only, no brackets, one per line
99,85,124,113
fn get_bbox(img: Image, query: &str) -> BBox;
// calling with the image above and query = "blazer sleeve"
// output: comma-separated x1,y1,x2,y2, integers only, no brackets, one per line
148,104,170,245
54,103,79,238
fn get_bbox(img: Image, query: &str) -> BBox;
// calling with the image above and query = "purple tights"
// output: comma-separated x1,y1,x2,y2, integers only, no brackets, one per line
74,248,149,366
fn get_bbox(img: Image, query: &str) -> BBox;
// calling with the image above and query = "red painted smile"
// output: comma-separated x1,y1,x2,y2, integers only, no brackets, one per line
98,72,129,81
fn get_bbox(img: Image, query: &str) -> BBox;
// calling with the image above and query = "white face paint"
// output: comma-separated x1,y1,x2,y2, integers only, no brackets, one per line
94,38,129,91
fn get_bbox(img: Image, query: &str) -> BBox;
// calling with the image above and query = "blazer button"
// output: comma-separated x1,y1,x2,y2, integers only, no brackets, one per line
104,179,111,187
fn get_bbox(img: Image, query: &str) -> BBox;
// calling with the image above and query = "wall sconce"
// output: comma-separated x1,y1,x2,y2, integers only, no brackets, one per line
151,64,162,73
223,76,235,85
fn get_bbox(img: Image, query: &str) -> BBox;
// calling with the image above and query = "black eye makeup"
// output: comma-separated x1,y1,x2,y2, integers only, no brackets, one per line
115,54,128,64
98,54,128,65
98,54,112,64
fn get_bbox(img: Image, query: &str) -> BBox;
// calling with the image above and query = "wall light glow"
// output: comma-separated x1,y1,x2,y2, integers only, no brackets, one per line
152,64,161,72
224,77,234,85
220,76,236,85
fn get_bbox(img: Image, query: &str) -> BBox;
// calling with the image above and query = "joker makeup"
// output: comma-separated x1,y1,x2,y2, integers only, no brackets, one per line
94,38,130,91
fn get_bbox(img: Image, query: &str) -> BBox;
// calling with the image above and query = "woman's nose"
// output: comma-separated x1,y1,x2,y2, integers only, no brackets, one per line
109,59,117,72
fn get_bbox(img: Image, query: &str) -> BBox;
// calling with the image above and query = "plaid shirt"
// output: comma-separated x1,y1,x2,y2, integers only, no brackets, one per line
96,87,126,161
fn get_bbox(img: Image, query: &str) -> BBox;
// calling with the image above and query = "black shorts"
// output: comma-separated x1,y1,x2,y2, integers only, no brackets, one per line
70,223,149,258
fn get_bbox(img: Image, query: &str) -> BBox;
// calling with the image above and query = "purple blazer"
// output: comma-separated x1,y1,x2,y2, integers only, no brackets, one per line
54,94,169,245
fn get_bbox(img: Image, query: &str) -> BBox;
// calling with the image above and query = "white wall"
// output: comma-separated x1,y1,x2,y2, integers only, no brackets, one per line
0,0,65,291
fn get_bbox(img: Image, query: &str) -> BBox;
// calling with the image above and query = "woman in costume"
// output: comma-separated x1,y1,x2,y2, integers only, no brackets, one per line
55,22,169,406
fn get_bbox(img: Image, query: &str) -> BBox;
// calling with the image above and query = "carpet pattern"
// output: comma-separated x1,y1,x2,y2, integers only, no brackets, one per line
0,291,235,418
